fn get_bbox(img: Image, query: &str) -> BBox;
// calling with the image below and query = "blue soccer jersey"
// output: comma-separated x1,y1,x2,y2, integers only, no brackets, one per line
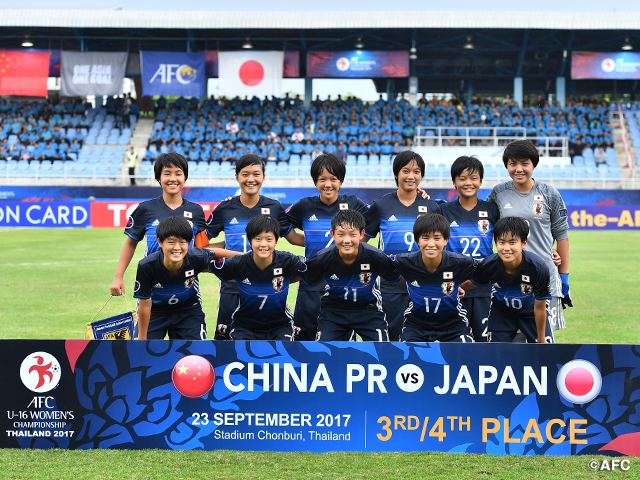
286,194,370,290
439,198,499,298
125,196,206,256
470,250,552,317
212,250,307,331
392,250,479,330
133,247,215,313
205,195,292,253
365,192,441,293
301,242,401,310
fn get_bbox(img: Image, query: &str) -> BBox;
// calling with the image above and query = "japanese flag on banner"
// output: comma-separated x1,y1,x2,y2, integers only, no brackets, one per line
218,51,284,98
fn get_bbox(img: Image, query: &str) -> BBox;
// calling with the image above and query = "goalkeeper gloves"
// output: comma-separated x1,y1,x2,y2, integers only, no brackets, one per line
559,273,573,309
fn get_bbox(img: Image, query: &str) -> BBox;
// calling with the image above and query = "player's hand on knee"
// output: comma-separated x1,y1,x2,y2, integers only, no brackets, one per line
110,278,125,296
559,273,573,308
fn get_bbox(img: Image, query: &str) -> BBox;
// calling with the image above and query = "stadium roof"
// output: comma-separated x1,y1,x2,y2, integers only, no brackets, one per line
1,9,640,30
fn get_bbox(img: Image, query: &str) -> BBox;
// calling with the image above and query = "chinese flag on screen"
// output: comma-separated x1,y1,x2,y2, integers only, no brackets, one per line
0,50,50,97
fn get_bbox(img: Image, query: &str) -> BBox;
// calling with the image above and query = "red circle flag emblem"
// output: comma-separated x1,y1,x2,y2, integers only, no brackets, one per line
556,359,602,404
172,355,216,398
239,60,264,86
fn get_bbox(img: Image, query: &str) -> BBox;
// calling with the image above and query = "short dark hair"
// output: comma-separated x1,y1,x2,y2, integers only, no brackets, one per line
156,216,193,243
310,153,346,184
154,152,189,182
413,213,450,241
236,154,265,175
502,140,539,168
331,210,366,232
246,215,280,242
450,155,484,181
493,216,529,243
392,150,425,186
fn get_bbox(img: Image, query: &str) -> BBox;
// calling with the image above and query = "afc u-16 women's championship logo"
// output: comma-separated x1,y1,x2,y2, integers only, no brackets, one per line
19,352,61,393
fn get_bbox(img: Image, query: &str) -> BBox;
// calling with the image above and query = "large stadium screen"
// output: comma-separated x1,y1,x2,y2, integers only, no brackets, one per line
306,50,408,78
571,52,640,79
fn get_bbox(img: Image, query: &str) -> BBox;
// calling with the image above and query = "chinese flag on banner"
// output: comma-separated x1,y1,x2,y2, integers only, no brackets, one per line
0,50,50,97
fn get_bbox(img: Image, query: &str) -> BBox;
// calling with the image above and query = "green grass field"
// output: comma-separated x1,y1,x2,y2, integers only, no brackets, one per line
0,228,638,478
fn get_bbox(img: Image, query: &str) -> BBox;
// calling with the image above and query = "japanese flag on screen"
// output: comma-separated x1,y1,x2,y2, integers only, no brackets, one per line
218,51,284,98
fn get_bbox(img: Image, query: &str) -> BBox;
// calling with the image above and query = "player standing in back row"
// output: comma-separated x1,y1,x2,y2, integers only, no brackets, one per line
286,154,371,341
439,156,499,342
365,151,441,341
487,140,572,332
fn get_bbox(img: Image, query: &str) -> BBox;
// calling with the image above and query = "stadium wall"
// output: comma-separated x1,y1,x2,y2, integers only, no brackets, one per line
1,186,640,230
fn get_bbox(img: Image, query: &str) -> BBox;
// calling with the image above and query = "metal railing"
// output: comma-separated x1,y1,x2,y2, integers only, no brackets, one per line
413,126,569,157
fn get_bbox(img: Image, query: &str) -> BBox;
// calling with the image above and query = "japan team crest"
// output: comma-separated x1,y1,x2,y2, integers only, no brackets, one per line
272,275,284,291
478,219,490,234
521,283,532,295
532,202,544,217
184,277,195,289
359,272,372,285
442,281,455,296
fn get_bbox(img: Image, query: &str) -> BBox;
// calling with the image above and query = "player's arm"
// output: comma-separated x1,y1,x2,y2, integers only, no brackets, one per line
556,238,570,274
110,237,138,296
194,231,210,248
534,299,548,344
285,229,305,246
136,298,151,340
459,280,477,292
207,247,242,258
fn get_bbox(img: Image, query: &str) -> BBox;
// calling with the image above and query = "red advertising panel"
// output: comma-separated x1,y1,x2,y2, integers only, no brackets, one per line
90,201,219,228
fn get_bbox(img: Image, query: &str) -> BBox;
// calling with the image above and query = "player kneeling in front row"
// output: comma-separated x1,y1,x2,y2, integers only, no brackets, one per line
392,213,480,343
134,216,240,340
301,210,401,341
461,217,554,344
212,215,307,341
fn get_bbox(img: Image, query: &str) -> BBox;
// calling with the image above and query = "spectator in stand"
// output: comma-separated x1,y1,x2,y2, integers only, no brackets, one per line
568,136,584,163
277,144,290,164
311,145,323,161
594,146,608,166
226,116,239,135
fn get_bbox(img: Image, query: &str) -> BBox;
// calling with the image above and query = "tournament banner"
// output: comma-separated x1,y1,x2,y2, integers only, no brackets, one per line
141,51,205,97
2,340,639,455
572,52,640,80
5,186,640,208
0,201,89,227
60,51,128,97
206,51,299,78
567,205,640,230
0,50,50,97
307,51,409,78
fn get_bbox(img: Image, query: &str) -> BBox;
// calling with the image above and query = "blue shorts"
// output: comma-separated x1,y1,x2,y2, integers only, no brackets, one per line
317,306,388,342
401,322,472,343
229,322,295,341
380,292,409,341
147,308,207,340
461,296,490,343
487,306,555,344
293,289,322,341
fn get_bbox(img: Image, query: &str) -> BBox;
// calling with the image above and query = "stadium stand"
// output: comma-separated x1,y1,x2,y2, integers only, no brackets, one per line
0,94,628,185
